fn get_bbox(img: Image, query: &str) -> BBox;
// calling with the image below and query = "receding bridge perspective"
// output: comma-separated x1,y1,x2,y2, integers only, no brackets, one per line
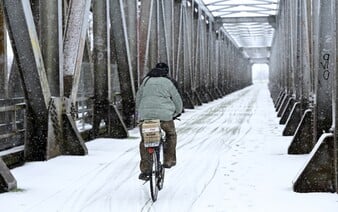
0,0,337,203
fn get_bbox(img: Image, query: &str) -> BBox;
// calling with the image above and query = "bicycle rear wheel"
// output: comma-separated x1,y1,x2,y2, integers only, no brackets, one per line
150,152,159,202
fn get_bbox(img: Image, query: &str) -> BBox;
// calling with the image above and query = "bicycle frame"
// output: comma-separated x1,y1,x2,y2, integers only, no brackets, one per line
141,119,165,202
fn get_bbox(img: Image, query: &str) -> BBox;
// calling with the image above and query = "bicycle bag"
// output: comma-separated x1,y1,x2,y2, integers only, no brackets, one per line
142,119,161,147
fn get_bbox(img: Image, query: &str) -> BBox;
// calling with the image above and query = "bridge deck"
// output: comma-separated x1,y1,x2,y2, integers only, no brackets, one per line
1,84,337,211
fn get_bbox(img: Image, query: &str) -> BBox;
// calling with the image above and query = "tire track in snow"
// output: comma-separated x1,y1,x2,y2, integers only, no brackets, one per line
155,85,260,211
177,86,257,153
25,145,139,212
78,156,139,211
61,157,138,212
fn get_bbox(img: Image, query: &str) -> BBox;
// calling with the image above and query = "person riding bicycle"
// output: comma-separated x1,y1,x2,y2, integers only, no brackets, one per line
136,62,183,181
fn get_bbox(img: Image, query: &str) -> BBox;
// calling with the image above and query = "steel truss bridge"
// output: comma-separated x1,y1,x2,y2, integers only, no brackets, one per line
0,0,337,196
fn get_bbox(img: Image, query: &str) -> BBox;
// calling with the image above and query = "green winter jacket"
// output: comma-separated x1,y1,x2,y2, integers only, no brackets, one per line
136,76,183,122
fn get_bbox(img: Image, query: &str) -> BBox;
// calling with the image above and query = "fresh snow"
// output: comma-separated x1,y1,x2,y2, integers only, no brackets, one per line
0,83,338,212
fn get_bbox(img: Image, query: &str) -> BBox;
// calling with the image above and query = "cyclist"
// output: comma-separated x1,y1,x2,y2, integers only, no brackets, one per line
136,62,183,181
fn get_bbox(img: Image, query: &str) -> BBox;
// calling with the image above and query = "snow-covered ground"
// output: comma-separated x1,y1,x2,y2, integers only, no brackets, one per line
0,83,338,212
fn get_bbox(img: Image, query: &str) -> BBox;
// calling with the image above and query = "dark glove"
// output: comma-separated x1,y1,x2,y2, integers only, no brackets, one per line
174,113,181,120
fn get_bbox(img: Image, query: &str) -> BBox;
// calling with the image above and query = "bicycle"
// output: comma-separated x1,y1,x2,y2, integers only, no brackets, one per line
141,119,166,202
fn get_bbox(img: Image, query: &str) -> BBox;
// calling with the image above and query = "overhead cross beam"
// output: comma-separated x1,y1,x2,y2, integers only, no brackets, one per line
205,0,278,6
220,16,276,24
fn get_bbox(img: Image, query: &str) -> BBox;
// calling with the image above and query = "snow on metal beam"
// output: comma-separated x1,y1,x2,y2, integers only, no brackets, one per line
63,0,91,102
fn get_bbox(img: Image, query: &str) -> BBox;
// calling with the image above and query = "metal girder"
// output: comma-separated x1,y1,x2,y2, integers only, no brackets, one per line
240,47,271,50
191,0,214,22
157,0,169,64
250,58,269,64
92,0,109,137
63,0,91,102
205,0,277,6
192,1,201,91
138,0,154,77
178,1,192,94
335,0,338,193
40,0,63,97
313,0,334,139
203,0,279,53
299,0,311,103
2,0,50,111
110,0,135,127
163,0,175,80
0,158,16,192
242,47,271,63
124,0,138,89
174,0,185,91
2,0,51,160
2,0,89,161
220,16,275,24
0,4,5,99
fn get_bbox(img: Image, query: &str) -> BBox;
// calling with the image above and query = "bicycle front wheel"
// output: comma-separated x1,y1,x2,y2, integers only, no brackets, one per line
150,152,159,202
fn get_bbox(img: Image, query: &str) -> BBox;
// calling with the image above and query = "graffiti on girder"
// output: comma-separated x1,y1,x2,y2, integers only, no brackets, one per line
320,53,330,80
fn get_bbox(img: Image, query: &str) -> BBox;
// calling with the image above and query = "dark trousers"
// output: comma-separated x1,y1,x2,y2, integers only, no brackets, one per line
139,120,177,173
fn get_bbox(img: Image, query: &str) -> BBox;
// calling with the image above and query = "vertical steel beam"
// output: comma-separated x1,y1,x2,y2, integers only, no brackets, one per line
0,3,5,99
201,15,208,91
194,5,201,94
206,20,214,98
40,0,63,97
289,0,297,99
222,33,228,94
124,0,138,88
334,0,338,193
190,0,196,90
157,0,167,63
183,0,192,92
148,2,157,72
191,1,197,90
191,2,202,105
110,0,136,127
300,0,311,104
180,0,194,108
283,0,311,136
217,32,223,93
138,0,154,78
314,0,334,140
39,0,69,159
175,1,184,93
294,0,302,99
209,20,220,99
61,0,89,156
92,0,109,136
163,0,174,78
224,37,230,94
